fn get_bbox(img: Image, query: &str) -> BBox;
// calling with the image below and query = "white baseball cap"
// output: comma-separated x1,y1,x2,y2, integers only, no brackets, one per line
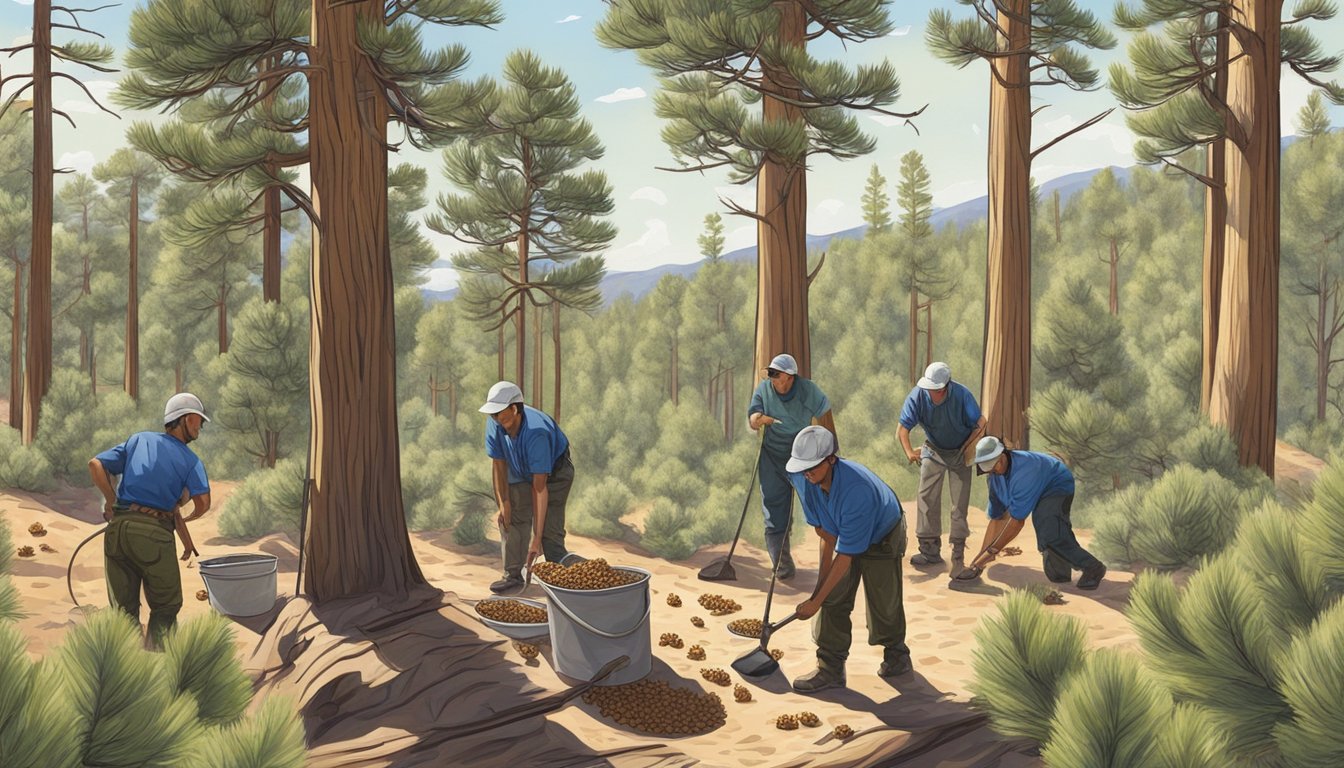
974,436,1006,474
163,392,210,424
479,381,524,414
766,353,798,376
917,362,952,390
787,425,836,473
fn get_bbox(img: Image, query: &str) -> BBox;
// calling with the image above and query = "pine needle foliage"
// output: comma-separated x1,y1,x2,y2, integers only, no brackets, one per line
970,590,1087,744
1274,600,1344,767
181,695,307,768
1042,650,1167,768
0,624,80,768
163,612,253,727
1297,457,1344,596
1092,465,1250,568
1231,511,1331,636
1151,703,1228,768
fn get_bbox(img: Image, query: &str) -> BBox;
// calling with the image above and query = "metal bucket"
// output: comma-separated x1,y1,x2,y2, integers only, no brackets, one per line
540,566,651,686
199,554,278,617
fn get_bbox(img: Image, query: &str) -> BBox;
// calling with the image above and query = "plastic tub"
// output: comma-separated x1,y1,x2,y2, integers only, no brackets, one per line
198,554,278,617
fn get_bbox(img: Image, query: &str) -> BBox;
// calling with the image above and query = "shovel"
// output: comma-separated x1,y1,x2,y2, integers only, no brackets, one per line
697,437,765,582
731,614,798,677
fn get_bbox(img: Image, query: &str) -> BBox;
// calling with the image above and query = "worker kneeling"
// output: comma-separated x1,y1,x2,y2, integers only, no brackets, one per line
787,426,911,694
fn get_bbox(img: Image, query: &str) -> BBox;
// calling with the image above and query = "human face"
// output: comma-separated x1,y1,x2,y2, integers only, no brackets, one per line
492,404,522,434
183,413,205,443
768,369,795,394
929,386,948,404
801,456,834,486
982,454,1007,475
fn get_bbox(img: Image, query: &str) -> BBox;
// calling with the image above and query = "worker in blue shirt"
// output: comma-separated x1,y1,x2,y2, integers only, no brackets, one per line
953,436,1106,590
897,361,987,572
480,381,575,594
747,353,836,580
786,426,911,693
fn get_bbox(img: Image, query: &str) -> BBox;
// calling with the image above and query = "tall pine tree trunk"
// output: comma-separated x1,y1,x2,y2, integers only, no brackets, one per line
10,251,22,430
533,304,543,410
174,362,182,393
754,5,810,379
909,286,918,384
217,284,230,353
1108,238,1119,315
23,0,53,444
429,373,439,416
925,301,933,368
1209,0,1279,476
1317,264,1329,421
552,302,562,422
497,326,504,379
1200,28,1229,416
89,326,96,396
980,0,1033,447
79,207,90,371
304,0,423,601
1052,189,1061,243
263,56,282,303
516,142,533,391
124,178,140,401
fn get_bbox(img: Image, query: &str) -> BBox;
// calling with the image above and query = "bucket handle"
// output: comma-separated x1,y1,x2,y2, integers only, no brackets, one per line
199,562,279,580
547,588,650,639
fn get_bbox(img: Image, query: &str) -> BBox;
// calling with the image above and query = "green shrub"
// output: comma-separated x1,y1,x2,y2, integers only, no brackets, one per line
1232,510,1330,634
1283,418,1344,461
1152,704,1228,768
0,514,11,574
1275,600,1344,767
640,497,696,560
34,369,141,479
569,477,632,540
0,426,54,492
1298,456,1344,596
181,695,306,768
1042,650,1168,768
163,613,252,726
970,590,1087,744
217,458,306,539
0,623,79,767
634,456,706,508
449,484,494,547
687,485,747,549
0,518,15,622
1172,422,1269,488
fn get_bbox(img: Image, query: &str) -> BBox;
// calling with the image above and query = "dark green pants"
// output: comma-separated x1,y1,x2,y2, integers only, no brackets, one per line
814,518,910,674
501,453,574,578
105,512,181,649
1032,494,1102,582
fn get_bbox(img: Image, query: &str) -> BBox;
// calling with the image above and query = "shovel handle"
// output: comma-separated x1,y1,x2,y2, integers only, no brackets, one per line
770,614,798,633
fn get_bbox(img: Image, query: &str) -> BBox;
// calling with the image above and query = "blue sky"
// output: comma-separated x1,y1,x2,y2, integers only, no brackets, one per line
3,0,1342,291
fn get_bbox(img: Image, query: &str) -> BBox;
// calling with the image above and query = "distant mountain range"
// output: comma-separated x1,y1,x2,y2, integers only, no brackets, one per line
419,164,1133,306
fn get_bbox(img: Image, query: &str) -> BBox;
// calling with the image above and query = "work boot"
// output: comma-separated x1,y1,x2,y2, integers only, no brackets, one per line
1076,563,1107,590
792,666,846,694
764,531,796,580
878,653,912,678
909,537,944,567
949,538,967,573
489,575,524,594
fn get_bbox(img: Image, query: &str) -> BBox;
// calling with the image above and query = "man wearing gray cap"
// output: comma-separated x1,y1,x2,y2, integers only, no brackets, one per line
786,426,910,693
897,361,987,572
747,353,837,580
480,381,575,594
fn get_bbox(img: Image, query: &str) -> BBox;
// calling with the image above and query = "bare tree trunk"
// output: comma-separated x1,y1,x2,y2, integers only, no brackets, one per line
1200,28,1229,416
10,251,22,430
516,142,533,392
533,304,543,410
1318,268,1329,421
448,379,458,430
124,177,141,402
263,430,278,469
909,286,918,384
1209,0,1279,476
724,367,734,442
79,208,90,371
925,301,933,367
174,363,183,394
552,302,562,422
89,326,96,397
217,285,231,354
754,5,810,381
429,373,438,416
1108,237,1119,315
497,326,504,380
1052,189,1061,243
980,0,1033,448
264,183,282,302
671,335,679,406
23,0,54,445
304,0,423,601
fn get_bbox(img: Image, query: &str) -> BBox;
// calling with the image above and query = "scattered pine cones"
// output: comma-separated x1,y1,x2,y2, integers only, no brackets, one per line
776,714,799,730
666,593,682,607
690,616,705,628
770,648,784,660
659,632,684,649
532,559,644,590
833,724,854,740
27,522,45,537
728,618,763,637
39,543,55,553
700,667,731,686
196,590,209,601
687,645,706,661
513,641,540,659
798,711,821,727
733,685,751,702
16,546,34,558
582,679,726,736
1043,590,1065,605
697,593,741,616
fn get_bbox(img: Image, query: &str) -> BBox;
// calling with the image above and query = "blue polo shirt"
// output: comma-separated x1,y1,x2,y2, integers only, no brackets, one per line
95,431,210,511
788,459,903,556
748,377,831,456
898,381,982,451
485,406,570,484
986,451,1075,521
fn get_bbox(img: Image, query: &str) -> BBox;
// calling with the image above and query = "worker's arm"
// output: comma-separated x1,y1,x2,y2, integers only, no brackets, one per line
182,492,211,522
174,511,197,561
897,425,920,465
798,551,852,620
492,458,511,528
88,458,117,521
748,412,778,430
960,416,989,465
528,473,549,567
968,516,1025,570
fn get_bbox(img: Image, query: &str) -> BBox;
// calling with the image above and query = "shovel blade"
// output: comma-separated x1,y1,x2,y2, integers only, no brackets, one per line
732,646,780,678
697,558,737,582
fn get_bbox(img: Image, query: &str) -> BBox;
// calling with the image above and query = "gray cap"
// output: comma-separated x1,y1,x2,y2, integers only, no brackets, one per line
479,381,524,414
917,362,951,390
766,353,798,376
787,425,836,473
974,436,1006,474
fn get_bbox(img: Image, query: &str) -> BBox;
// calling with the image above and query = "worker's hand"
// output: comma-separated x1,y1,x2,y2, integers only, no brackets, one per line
181,548,194,562
905,449,922,465
496,507,511,530
795,598,822,621
526,537,543,568
102,500,115,522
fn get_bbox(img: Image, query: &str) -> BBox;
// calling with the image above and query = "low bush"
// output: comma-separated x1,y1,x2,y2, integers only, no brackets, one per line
640,497,696,560
568,477,633,540
217,458,305,539
1042,650,1169,767
0,427,55,493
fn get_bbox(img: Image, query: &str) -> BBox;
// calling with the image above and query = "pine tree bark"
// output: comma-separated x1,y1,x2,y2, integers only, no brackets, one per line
1209,0,1279,476
1200,30,1229,416
754,4,810,380
497,326,504,380
429,373,439,416
217,283,230,353
925,301,933,367
1316,265,1328,421
516,141,533,392
9,250,22,430
909,286,918,384
79,202,91,371
174,362,182,394
980,0,1033,447
264,184,282,302
533,304,543,410
89,326,97,396
23,0,53,445
1108,238,1119,315
304,0,423,601
552,302,562,422
124,177,141,402
1052,189,1061,243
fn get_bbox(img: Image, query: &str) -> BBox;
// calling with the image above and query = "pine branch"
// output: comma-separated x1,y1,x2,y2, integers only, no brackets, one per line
1030,107,1113,160
52,72,119,119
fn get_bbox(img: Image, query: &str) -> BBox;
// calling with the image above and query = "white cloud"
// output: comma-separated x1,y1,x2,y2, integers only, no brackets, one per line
722,223,754,253
713,184,753,209
933,179,984,208
888,25,912,37
57,150,95,175
59,79,117,114
595,87,646,104
815,199,845,218
607,218,673,268
556,14,581,24
1036,113,1135,157
11,0,33,5
971,123,982,136
11,34,30,45
629,185,667,205
422,267,458,292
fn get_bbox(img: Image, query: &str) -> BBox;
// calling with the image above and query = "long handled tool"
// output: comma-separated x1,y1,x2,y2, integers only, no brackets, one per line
698,436,765,582
729,494,798,677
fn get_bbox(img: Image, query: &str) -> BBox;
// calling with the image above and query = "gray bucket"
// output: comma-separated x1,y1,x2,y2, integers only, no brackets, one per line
540,566,651,686
199,554,278,617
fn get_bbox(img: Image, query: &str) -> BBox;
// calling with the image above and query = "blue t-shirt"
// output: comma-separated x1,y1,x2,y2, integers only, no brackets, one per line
96,431,210,511
898,381,982,451
986,451,1075,521
788,459,904,556
485,406,570,484
748,377,831,457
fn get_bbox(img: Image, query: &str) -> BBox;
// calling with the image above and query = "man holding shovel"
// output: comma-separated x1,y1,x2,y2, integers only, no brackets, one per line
480,381,575,594
785,426,910,693
88,392,212,650
898,362,987,572
952,436,1106,590
747,353,836,580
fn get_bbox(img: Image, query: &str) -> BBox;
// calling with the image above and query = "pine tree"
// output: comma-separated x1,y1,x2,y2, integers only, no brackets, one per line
698,212,725,262
861,164,892,234
895,150,950,382
598,0,919,380
927,0,1116,447
1296,90,1332,141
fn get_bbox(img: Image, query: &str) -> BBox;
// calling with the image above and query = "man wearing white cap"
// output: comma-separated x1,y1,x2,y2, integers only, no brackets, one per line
955,436,1106,590
88,392,213,649
747,353,837,580
897,361,987,572
480,381,574,594
786,426,910,693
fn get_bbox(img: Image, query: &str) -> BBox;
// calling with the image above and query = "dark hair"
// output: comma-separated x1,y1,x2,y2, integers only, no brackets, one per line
511,402,524,415
165,416,185,430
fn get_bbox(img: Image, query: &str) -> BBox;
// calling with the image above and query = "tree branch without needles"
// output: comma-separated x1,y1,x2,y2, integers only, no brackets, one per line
1030,107,1113,160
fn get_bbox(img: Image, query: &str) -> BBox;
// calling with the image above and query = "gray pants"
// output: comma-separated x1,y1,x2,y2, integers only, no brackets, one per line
1032,494,1101,581
915,443,972,541
501,453,574,578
